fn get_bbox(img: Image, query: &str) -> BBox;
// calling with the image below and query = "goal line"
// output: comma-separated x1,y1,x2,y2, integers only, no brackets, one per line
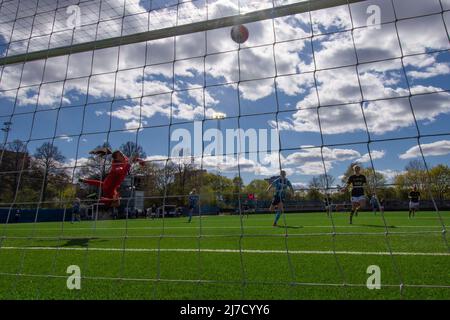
2,246,449,257
1,271,449,290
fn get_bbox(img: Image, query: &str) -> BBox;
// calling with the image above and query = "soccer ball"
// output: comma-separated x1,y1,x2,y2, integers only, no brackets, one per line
230,25,249,44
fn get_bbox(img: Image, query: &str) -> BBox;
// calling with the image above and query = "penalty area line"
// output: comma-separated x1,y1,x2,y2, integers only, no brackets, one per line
0,246,449,256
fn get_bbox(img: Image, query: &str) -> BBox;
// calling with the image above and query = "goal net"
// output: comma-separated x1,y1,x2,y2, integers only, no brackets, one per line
0,0,449,299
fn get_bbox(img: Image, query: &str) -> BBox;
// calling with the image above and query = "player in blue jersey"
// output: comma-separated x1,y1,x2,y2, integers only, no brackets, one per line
187,188,199,223
267,170,294,227
71,197,82,223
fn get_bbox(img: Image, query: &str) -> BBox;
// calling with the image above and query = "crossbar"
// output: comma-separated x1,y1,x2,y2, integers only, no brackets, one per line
0,0,367,66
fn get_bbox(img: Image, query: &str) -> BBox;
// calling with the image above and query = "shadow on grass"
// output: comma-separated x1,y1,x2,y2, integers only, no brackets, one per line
60,237,111,247
359,224,397,229
32,237,108,248
276,225,303,229
61,238,92,247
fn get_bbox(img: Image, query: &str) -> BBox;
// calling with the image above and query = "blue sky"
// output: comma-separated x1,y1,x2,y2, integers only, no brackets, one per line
0,0,450,187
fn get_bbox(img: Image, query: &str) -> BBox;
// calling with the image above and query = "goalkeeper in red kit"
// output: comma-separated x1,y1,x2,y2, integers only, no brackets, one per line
79,148,145,207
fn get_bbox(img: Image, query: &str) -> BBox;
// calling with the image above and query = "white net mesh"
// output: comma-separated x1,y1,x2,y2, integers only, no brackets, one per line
0,0,449,299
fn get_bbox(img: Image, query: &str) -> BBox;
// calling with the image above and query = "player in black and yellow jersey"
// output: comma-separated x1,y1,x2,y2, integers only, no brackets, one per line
408,185,421,218
341,165,368,225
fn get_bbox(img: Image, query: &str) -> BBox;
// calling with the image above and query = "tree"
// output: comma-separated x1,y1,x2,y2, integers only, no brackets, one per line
0,140,29,201
7,139,28,154
77,142,112,181
320,173,335,189
394,160,428,199
171,157,196,198
119,141,146,159
34,142,66,202
394,173,410,200
309,176,321,189
244,179,270,201
310,174,335,191
364,168,387,194
307,177,323,201
404,159,428,189
429,165,450,201
405,159,426,172
60,184,77,205
198,172,235,207
306,188,322,201
140,161,166,196
233,176,244,191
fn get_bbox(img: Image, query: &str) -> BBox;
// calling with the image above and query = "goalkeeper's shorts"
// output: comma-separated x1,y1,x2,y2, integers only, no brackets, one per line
271,194,285,206
409,201,420,210
351,195,366,203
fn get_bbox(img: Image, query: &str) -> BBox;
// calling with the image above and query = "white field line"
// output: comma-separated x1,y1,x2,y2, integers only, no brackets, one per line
1,246,449,256
2,225,445,231
0,271,448,289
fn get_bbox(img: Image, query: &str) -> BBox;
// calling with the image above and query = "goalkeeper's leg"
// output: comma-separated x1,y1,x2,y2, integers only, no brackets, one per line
273,209,281,226
273,202,283,226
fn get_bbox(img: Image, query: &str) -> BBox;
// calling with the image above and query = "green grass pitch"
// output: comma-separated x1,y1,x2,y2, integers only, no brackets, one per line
0,211,448,300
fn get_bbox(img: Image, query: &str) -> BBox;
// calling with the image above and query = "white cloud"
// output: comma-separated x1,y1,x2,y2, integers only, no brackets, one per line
396,14,450,55
283,146,362,176
143,155,169,162
124,119,144,131
285,146,361,165
357,150,386,163
399,140,450,159
297,161,333,175
66,157,90,168
166,153,280,177
291,182,308,189
408,63,450,79
310,4,352,34
0,0,449,162
276,73,315,97
59,135,74,143
377,169,404,183
276,88,450,136
155,145,370,177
